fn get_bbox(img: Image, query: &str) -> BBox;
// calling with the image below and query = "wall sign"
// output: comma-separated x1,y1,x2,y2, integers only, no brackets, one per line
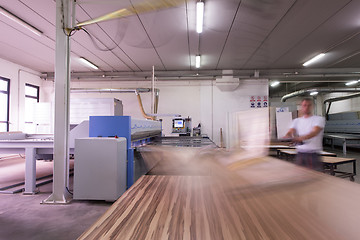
250,95,269,108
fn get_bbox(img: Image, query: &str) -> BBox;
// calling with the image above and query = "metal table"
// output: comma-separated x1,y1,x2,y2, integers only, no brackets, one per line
0,139,73,194
322,156,356,181
324,133,360,156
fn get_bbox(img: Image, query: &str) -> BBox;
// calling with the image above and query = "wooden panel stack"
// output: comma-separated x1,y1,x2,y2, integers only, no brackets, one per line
79,156,360,239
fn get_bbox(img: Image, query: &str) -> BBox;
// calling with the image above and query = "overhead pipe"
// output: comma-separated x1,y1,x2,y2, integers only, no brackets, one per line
135,92,156,121
42,68,360,81
281,88,360,102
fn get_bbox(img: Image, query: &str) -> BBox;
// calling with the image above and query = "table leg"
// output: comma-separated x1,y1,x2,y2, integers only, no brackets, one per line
343,140,347,156
353,160,357,176
329,164,335,176
24,147,38,195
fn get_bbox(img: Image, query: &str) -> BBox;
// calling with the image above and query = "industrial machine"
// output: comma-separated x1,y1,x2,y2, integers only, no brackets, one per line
88,116,162,188
172,117,192,136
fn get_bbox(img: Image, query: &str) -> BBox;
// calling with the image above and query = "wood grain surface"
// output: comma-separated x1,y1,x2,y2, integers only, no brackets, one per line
79,156,360,240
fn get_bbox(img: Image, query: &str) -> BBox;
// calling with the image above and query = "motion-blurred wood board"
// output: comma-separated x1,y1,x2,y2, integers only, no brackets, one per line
275,111,292,139
79,157,360,240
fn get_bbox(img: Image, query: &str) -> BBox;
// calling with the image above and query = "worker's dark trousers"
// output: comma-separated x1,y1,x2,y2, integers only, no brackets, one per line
295,152,321,171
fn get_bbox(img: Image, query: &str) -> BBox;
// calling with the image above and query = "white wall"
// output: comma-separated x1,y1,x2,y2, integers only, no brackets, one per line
70,79,269,146
322,92,360,114
0,57,52,131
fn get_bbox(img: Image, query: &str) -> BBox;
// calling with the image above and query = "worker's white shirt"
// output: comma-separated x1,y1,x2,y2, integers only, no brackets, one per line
290,115,325,153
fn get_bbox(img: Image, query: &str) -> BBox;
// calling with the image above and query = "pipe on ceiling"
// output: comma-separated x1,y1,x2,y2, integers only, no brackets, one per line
42,68,360,82
281,88,360,102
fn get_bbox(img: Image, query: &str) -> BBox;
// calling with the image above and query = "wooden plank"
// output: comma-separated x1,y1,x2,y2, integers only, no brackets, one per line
322,156,356,164
79,157,360,239
280,149,336,157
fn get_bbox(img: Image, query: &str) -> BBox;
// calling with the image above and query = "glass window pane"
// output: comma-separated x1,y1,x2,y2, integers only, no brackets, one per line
25,98,37,122
0,79,7,91
0,93,8,121
0,123,7,132
24,123,36,134
25,85,38,97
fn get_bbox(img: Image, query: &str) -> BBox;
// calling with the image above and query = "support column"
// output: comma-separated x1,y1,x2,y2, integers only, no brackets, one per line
42,0,72,204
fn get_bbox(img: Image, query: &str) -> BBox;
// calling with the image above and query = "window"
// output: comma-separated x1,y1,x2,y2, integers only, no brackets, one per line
25,84,39,133
0,77,10,132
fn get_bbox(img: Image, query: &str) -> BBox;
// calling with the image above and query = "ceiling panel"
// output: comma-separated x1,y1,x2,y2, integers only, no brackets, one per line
199,0,241,69
330,52,360,68
217,0,296,69
243,0,352,69
0,20,55,72
139,4,190,70
0,0,359,77
272,0,360,69
0,40,52,72
76,1,165,71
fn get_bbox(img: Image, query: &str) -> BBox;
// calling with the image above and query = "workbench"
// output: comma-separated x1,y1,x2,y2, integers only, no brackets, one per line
0,139,73,194
79,157,360,240
322,156,356,181
324,133,360,156
278,149,337,161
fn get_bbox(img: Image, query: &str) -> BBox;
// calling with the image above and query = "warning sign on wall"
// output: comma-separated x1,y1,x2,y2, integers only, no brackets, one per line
250,95,269,108
263,96,268,108
250,96,256,108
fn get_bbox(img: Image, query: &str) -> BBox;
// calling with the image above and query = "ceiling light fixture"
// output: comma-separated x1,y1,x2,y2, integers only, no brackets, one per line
0,6,42,36
195,55,201,68
270,81,280,87
79,57,99,70
196,1,204,33
303,53,325,67
310,91,318,96
345,80,360,86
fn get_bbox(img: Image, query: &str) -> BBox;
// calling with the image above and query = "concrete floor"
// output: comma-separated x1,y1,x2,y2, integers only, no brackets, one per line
0,157,111,240
0,146,359,240
0,182,111,240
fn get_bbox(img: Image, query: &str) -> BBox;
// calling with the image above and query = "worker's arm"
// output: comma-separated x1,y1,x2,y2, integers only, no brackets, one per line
283,128,296,139
293,126,323,142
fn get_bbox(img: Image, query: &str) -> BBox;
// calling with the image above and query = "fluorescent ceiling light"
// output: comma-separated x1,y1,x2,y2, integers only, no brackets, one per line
345,80,359,86
0,6,42,36
195,55,201,68
79,57,99,70
310,91,318,96
196,1,204,33
303,53,325,67
270,81,280,87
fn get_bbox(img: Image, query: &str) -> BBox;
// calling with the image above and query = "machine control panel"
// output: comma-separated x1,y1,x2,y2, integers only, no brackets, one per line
172,118,191,136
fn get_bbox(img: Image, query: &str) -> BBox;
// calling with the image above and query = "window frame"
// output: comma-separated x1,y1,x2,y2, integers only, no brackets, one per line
25,83,39,124
0,77,10,132
25,83,39,101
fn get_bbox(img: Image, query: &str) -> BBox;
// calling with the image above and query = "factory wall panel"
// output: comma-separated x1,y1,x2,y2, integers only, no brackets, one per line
0,57,52,132
70,79,269,146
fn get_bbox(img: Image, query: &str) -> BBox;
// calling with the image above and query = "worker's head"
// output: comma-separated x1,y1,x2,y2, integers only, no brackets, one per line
300,98,314,116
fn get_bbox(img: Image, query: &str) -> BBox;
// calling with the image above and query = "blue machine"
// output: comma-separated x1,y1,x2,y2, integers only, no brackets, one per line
89,116,162,188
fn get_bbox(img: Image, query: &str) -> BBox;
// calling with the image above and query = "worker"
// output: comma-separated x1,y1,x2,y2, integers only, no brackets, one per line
283,98,325,170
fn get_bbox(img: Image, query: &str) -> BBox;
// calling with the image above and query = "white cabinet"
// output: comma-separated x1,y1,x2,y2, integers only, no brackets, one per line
74,137,127,201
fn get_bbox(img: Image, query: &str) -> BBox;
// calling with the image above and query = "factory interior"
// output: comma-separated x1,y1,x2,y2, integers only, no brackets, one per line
2,0,360,239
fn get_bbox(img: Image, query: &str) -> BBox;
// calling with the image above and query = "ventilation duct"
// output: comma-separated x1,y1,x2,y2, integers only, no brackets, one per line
216,70,240,91
281,88,360,102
